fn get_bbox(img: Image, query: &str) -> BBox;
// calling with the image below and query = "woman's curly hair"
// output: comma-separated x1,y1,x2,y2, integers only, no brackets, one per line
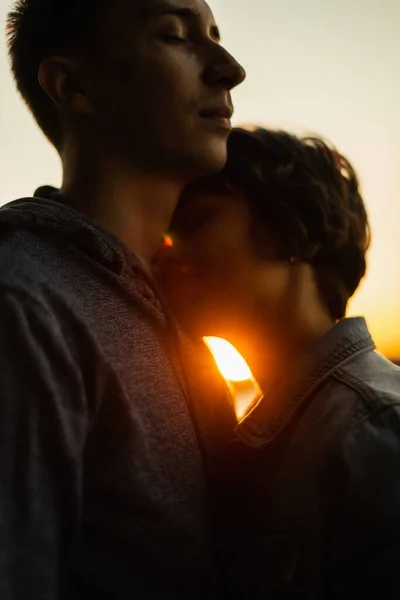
222,127,371,320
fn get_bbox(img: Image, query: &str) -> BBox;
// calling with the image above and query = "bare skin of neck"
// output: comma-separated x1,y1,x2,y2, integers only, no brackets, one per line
222,267,336,392
61,142,191,263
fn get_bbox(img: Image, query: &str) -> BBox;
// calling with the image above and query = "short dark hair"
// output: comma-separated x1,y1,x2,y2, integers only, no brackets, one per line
222,128,370,320
6,0,106,147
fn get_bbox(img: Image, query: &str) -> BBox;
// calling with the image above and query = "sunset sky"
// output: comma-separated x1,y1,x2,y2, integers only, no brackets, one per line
0,0,399,356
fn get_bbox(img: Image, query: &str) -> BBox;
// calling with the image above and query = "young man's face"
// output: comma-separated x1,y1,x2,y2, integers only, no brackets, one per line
83,0,245,174
153,184,295,340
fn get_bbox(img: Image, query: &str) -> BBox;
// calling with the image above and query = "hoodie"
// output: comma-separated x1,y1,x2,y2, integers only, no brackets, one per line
0,191,221,600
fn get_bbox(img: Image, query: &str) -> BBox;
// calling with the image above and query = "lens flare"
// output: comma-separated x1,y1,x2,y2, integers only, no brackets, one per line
203,337,263,421
203,337,252,381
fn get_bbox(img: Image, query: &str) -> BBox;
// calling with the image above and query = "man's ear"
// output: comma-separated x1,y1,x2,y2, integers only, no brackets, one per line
38,56,93,115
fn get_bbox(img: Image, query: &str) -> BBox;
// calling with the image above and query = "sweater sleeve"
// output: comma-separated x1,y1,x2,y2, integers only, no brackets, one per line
0,291,88,600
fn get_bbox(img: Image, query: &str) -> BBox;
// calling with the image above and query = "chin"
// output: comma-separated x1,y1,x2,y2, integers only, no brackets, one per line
199,139,229,173
177,140,228,176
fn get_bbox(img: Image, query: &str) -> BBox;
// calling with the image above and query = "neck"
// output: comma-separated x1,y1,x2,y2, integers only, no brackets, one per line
61,146,189,262
222,306,335,394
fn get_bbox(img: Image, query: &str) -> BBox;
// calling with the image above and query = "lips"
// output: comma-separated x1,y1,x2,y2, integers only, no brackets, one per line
199,106,233,120
199,106,233,132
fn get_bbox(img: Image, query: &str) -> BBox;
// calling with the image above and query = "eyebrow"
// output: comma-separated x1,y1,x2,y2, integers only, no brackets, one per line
146,4,221,41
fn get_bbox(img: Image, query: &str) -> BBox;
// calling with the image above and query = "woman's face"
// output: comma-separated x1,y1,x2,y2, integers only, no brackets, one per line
153,184,294,340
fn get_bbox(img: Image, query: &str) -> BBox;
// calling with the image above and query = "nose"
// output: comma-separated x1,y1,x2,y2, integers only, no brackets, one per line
204,46,246,90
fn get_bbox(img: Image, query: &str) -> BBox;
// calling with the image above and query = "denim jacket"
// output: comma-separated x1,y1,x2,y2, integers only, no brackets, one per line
220,317,400,599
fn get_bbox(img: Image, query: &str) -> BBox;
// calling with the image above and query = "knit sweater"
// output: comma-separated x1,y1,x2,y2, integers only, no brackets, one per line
0,191,220,599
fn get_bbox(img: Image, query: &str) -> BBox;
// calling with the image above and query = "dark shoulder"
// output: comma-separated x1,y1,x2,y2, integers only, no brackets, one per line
0,226,92,358
286,351,400,471
330,352,400,467
0,225,55,293
333,350,400,415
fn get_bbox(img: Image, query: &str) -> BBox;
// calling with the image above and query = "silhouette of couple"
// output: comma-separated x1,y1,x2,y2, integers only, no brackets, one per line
1,1,399,598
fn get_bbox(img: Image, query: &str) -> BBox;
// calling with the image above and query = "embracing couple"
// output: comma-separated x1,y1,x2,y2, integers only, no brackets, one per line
1,1,400,599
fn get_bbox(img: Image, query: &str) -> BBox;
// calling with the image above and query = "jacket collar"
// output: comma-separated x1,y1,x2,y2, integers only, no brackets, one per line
235,317,375,448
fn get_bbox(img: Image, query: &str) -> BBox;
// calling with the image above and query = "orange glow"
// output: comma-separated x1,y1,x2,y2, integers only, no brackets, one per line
203,337,252,381
163,235,174,247
204,336,263,420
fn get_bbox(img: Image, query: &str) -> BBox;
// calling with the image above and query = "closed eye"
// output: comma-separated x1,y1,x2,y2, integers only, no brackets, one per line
163,33,187,43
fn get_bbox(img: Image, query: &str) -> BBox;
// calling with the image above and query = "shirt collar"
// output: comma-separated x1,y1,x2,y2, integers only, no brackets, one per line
235,317,375,448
